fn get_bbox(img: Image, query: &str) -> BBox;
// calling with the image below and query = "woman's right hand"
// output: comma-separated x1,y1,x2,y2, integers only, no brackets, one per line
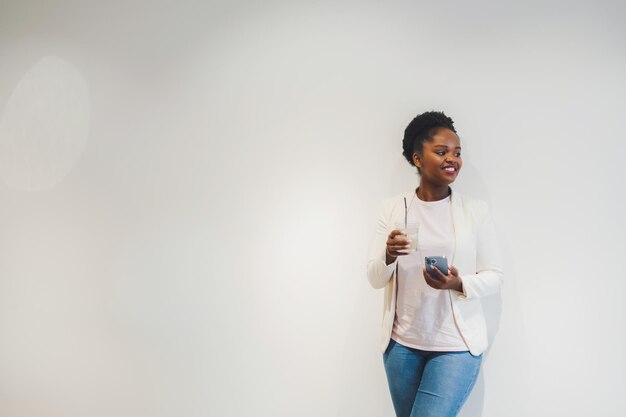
385,230,410,264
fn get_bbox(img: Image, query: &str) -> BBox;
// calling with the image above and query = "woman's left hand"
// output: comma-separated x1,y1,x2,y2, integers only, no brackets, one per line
422,264,464,292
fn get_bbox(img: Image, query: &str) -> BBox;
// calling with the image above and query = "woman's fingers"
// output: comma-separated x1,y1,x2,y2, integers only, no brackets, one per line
449,265,459,277
386,229,411,255
431,265,448,280
423,267,442,289
388,230,404,238
423,264,463,292
387,230,410,245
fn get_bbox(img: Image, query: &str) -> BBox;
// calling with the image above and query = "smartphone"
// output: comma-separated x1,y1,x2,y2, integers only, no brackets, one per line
425,256,449,278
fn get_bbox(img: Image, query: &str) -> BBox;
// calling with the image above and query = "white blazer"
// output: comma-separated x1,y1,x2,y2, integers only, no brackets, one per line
367,188,503,356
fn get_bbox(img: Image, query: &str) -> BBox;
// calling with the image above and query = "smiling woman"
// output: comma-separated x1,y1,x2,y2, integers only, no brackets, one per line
367,111,503,417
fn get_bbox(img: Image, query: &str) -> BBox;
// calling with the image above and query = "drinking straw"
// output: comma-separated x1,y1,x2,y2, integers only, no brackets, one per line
403,197,407,228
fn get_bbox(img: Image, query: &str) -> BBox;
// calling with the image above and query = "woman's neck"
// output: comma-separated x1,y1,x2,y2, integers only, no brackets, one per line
416,184,451,202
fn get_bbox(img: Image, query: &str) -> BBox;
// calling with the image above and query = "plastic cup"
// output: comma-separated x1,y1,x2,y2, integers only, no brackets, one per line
395,222,418,253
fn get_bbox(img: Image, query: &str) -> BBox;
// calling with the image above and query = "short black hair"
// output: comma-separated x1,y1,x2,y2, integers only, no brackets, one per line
402,111,457,167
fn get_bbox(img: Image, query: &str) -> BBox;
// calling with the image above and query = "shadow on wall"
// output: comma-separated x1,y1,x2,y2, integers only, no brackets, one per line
458,157,527,417
459,293,501,417
455,159,505,417
0,55,90,191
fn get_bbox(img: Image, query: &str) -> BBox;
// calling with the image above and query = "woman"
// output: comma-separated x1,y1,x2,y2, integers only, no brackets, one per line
367,111,503,417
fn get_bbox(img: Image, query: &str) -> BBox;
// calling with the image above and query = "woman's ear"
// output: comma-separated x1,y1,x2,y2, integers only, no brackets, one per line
412,152,421,168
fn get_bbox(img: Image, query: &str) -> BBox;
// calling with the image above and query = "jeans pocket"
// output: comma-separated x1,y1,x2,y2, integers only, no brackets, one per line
383,338,396,359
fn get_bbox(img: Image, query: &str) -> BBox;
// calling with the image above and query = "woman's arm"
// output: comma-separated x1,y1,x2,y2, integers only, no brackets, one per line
457,201,504,299
366,201,398,289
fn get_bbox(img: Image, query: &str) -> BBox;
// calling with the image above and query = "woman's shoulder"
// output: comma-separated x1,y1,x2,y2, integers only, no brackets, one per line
454,191,487,207
452,191,492,220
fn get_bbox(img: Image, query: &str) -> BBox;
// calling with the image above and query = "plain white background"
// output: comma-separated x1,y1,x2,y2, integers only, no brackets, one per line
1,1,625,416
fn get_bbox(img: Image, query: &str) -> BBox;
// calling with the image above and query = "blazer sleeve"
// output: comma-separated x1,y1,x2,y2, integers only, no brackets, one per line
457,201,504,299
367,199,397,289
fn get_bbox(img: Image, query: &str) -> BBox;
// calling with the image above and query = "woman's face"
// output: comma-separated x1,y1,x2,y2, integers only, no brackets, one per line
412,128,462,186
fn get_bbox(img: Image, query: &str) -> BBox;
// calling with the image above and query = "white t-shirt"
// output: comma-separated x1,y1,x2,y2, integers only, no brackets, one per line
391,194,468,351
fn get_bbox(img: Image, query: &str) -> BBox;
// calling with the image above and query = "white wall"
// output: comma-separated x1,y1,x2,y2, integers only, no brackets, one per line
1,1,625,416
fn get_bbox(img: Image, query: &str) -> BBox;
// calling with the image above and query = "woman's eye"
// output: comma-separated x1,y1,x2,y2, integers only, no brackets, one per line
436,151,445,156
455,153,461,157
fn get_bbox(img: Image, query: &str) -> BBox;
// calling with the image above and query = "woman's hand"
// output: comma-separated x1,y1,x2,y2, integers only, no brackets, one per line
422,264,464,292
385,230,410,264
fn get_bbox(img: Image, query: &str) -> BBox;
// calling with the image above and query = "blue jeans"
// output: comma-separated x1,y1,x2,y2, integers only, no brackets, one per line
383,338,482,417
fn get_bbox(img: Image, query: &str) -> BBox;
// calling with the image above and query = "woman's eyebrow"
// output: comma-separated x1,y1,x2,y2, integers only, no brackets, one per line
433,144,462,149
